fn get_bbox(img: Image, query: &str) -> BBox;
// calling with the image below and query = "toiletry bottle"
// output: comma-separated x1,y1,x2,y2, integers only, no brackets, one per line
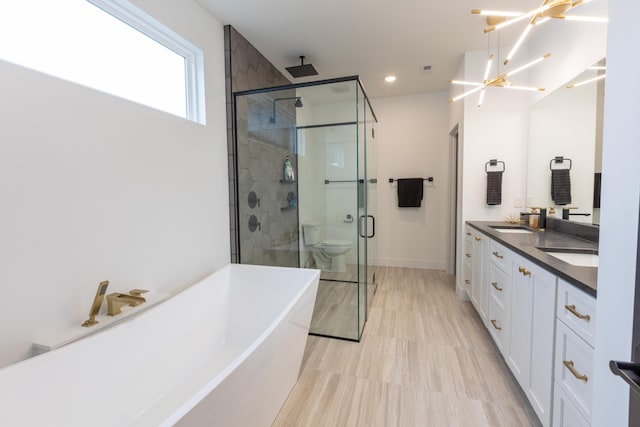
548,206,556,217
283,156,294,181
530,208,539,228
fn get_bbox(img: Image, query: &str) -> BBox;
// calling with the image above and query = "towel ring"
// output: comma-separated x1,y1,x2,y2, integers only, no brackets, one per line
550,156,572,171
485,160,505,173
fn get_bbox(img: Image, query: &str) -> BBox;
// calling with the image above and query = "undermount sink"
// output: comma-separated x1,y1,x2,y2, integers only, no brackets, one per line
537,247,599,267
491,225,533,234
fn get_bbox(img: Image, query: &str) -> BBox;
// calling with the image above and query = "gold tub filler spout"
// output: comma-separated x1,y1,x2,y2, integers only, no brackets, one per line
106,290,148,316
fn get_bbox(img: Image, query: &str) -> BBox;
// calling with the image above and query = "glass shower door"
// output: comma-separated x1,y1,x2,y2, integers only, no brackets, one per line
365,98,378,312
298,122,361,340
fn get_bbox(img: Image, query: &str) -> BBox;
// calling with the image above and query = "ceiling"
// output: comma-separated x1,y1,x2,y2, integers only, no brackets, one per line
196,0,540,98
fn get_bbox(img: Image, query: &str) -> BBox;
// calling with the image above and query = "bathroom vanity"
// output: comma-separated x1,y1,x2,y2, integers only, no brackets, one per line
465,220,597,427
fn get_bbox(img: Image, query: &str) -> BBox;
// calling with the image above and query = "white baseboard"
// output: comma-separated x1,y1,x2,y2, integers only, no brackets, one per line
371,257,447,270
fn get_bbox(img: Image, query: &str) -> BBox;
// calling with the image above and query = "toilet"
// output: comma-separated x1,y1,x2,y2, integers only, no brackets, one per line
302,222,352,272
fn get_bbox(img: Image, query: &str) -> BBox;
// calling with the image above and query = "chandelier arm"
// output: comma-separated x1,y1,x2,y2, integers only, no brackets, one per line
484,2,555,33
505,53,551,78
449,84,488,103
504,23,534,65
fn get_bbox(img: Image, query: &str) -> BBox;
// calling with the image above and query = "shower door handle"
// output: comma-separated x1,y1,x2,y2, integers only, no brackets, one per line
359,215,375,238
368,215,375,238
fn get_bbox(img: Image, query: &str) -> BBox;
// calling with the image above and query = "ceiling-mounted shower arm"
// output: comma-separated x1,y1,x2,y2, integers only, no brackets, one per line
270,97,303,123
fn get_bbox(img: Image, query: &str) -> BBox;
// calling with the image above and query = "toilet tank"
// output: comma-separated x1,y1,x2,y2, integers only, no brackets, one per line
302,223,320,245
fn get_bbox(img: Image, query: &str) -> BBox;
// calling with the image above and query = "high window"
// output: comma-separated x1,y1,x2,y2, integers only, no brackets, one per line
0,0,205,123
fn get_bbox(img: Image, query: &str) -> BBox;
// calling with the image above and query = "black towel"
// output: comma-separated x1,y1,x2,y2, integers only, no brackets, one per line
551,169,572,205
397,178,424,207
593,172,601,209
486,171,503,205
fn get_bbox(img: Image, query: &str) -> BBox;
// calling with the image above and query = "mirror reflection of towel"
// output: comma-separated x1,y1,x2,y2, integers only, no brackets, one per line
397,178,423,207
486,171,503,205
551,169,572,205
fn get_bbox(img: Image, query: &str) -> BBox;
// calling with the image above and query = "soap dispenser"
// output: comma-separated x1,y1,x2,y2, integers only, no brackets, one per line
283,156,295,181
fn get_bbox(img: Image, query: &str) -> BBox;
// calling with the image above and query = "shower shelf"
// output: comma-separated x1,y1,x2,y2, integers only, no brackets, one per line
280,206,297,211
279,180,296,184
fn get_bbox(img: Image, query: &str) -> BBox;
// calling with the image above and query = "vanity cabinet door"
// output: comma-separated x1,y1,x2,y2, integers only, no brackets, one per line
508,254,533,384
509,253,557,427
470,232,488,323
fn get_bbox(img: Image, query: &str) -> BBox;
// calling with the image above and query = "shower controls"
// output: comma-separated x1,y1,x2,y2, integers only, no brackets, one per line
248,191,260,209
248,215,261,232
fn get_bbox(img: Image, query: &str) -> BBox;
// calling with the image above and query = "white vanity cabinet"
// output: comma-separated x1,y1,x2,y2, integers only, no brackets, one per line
553,279,597,426
508,252,557,427
466,224,597,427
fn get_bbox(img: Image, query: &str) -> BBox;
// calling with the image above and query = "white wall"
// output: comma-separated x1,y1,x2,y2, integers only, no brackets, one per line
0,0,228,368
372,92,450,269
592,0,640,425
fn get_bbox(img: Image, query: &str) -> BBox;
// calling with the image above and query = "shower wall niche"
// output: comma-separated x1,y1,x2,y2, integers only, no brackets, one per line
234,77,378,341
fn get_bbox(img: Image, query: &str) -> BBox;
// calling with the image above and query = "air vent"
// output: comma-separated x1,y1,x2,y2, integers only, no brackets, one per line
421,64,433,74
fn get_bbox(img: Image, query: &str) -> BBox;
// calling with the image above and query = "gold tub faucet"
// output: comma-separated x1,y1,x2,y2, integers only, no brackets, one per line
106,290,148,316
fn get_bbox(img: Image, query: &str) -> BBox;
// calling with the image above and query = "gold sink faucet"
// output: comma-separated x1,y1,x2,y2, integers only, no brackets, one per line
106,289,148,315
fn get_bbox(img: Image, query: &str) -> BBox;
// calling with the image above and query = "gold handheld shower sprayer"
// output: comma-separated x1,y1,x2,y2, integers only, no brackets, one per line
81,280,110,327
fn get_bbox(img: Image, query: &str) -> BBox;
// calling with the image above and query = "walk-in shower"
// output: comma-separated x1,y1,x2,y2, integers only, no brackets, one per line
233,76,377,341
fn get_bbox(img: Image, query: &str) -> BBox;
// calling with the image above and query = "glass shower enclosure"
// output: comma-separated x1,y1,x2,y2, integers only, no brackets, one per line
233,76,377,341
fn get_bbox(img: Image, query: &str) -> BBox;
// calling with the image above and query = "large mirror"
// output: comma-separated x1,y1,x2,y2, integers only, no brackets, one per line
526,59,605,225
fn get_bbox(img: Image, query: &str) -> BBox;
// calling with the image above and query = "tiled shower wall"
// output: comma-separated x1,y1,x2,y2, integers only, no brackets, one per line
224,26,298,266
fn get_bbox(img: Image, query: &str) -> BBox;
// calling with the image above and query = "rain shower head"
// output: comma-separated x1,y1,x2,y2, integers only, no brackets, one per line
286,56,318,78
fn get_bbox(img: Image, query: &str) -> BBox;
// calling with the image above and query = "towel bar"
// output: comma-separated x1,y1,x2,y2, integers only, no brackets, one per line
388,177,433,183
324,178,378,184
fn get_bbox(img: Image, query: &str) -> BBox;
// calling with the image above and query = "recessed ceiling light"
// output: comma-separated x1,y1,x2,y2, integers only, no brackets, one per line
385,75,397,83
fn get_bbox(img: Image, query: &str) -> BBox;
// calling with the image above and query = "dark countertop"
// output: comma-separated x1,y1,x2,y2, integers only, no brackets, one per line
467,221,598,297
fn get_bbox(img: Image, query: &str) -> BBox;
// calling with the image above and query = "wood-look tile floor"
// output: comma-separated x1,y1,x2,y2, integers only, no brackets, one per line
273,267,541,427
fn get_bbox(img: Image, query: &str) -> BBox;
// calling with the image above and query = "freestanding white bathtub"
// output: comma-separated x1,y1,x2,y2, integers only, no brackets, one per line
0,264,320,426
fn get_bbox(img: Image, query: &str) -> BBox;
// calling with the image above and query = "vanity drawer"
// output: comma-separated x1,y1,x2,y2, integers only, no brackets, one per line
488,295,509,354
554,320,594,423
557,279,596,347
489,263,509,309
489,239,510,272
553,383,590,427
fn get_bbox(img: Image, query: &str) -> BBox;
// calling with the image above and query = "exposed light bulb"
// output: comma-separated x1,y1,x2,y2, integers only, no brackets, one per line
478,89,486,107
449,80,483,86
561,15,608,22
567,74,606,88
